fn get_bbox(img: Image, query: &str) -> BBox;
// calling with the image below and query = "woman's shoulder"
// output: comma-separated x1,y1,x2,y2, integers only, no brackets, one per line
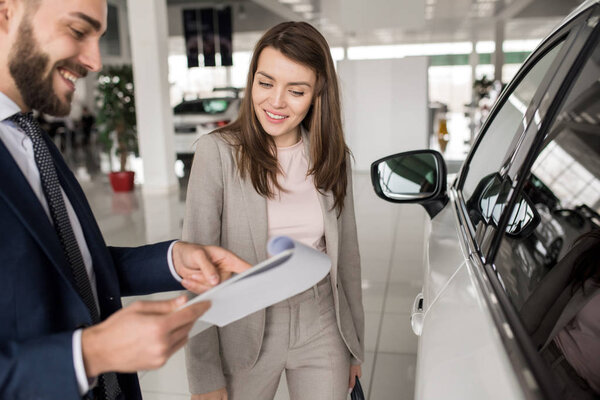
196,130,238,152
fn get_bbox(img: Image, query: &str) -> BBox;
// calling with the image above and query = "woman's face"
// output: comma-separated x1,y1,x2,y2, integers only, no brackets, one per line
252,46,316,147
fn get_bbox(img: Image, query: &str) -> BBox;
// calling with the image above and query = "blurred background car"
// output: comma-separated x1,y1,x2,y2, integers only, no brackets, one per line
173,87,242,166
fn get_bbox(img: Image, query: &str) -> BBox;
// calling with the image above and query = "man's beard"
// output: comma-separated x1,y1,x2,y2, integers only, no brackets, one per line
8,17,87,116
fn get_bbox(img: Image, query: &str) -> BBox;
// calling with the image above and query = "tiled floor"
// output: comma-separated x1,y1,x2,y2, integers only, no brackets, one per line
81,170,426,400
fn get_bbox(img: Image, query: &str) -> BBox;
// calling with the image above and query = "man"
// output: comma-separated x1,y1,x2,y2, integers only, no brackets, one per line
0,0,250,399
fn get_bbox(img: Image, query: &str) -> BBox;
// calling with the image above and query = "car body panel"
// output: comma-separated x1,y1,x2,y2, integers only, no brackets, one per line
421,196,466,310
370,3,600,399
416,189,526,399
417,261,526,400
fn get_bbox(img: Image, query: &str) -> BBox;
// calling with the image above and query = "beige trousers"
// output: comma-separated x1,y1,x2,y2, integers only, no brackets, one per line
225,276,351,400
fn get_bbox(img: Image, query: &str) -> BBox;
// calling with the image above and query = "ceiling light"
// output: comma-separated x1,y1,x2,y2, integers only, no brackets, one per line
293,3,313,13
279,0,302,4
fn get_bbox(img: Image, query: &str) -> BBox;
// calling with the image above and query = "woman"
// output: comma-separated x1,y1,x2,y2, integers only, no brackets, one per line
183,22,364,400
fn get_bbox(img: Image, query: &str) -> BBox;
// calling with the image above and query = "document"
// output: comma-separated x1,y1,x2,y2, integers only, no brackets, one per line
182,236,331,337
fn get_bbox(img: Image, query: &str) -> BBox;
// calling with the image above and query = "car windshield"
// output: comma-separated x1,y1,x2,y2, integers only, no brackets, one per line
174,99,231,114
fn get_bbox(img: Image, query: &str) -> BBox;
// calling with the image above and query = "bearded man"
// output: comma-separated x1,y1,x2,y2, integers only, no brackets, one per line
0,1,249,399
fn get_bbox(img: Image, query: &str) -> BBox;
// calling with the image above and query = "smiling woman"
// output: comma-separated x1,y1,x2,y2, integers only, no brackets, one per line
183,21,365,400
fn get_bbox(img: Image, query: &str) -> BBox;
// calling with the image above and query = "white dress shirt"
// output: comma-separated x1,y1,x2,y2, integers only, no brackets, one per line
0,92,180,395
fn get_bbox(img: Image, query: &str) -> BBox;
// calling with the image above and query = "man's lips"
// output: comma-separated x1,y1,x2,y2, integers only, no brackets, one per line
57,67,79,85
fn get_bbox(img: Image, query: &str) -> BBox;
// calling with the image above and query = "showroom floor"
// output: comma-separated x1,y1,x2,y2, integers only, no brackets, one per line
82,169,426,400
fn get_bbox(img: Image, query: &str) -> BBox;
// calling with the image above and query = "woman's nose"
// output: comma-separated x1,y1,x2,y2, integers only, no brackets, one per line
270,89,285,108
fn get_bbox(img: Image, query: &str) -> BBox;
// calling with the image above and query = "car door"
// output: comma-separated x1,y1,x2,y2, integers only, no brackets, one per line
416,6,599,400
473,7,600,400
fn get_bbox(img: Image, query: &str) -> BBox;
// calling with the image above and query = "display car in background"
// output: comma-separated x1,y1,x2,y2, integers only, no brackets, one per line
173,87,242,164
371,1,600,399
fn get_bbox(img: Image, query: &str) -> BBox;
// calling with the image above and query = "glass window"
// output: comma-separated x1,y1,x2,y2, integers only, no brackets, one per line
99,4,121,57
494,35,600,399
461,41,564,231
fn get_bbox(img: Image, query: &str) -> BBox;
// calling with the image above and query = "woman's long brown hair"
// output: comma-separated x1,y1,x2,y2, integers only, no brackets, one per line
217,21,349,214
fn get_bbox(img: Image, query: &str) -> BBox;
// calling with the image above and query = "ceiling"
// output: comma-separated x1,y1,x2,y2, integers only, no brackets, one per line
166,0,586,50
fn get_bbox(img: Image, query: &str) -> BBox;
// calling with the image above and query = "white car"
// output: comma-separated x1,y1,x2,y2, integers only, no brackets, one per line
371,1,600,399
172,95,241,157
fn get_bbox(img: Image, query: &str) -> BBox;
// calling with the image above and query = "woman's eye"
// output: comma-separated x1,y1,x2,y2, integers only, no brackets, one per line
258,81,272,88
290,90,304,97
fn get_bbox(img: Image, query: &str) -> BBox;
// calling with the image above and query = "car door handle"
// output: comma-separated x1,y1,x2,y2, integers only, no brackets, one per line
411,292,424,336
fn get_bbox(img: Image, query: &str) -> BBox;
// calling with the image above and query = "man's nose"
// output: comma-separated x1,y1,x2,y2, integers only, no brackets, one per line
80,39,102,72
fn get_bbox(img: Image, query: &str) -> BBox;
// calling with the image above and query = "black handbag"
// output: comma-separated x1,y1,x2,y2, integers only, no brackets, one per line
350,377,365,400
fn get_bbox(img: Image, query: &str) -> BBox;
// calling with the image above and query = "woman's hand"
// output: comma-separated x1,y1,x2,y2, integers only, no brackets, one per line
191,387,228,400
349,364,362,393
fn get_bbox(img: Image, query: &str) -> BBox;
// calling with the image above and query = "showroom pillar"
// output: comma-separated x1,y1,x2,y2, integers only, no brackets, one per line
494,21,505,83
469,40,479,144
126,0,178,194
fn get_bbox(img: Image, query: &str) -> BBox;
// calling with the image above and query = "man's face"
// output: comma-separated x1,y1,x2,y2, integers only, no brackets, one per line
7,0,106,116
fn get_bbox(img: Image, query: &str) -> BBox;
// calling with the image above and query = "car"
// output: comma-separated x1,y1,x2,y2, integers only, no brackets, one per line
370,1,600,399
172,88,242,159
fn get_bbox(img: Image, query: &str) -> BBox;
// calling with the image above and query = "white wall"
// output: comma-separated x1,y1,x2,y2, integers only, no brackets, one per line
338,56,429,171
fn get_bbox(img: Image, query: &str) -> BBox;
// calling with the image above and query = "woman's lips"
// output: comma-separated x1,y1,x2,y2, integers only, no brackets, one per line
264,109,288,123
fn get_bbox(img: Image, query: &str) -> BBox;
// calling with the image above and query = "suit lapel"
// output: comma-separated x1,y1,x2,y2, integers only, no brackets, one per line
238,173,268,262
0,138,76,289
301,135,339,282
319,190,339,281
47,137,120,311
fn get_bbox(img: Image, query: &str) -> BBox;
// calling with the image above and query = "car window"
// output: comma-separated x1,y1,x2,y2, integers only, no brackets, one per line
174,99,232,114
494,37,600,309
461,41,565,232
493,35,600,398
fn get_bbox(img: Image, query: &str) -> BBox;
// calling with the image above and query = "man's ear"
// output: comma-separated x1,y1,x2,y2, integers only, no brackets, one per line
0,0,13,33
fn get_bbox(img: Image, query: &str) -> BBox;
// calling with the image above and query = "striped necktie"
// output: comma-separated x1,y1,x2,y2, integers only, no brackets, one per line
9,112,122,400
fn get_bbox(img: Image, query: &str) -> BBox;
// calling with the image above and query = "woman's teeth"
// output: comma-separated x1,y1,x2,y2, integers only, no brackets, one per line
266,110,286,120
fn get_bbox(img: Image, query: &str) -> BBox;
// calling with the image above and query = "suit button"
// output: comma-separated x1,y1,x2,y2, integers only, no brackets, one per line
109,297,115,301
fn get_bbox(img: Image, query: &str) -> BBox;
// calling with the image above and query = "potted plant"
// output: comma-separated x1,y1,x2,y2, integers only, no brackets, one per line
96,64,138,192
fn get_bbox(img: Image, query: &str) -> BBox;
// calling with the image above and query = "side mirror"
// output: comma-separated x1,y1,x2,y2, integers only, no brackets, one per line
473,173,540,238
371,150,448,218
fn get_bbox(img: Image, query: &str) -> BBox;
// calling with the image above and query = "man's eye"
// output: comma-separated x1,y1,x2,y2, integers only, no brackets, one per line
70,28,85,39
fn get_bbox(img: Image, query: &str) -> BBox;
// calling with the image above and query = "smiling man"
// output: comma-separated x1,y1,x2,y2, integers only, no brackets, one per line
0,1,249,399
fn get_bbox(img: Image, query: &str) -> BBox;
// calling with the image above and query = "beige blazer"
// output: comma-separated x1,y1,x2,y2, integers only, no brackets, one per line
183,131,365,394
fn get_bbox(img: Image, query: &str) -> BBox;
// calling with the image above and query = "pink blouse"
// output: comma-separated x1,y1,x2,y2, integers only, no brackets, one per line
267,138,326,252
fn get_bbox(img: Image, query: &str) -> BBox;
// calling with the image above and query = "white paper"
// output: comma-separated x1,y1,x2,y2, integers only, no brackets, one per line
182,236,331,337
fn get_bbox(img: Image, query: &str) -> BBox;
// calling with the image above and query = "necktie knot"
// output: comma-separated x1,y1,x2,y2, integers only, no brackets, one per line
9,112,41,140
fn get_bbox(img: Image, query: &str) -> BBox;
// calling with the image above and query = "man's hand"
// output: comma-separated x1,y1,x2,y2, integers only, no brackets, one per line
81,295,209,376
172,242,251,293
191,388,228,400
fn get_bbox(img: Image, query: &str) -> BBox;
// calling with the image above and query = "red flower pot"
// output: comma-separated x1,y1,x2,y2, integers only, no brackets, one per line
109,171,135,192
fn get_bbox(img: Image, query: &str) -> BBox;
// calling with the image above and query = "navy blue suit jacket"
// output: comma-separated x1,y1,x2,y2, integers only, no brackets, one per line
0,133,183,399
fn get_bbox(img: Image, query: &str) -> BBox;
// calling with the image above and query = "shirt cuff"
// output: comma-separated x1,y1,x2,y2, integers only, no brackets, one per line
168,240,183,282
72,329,97,395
